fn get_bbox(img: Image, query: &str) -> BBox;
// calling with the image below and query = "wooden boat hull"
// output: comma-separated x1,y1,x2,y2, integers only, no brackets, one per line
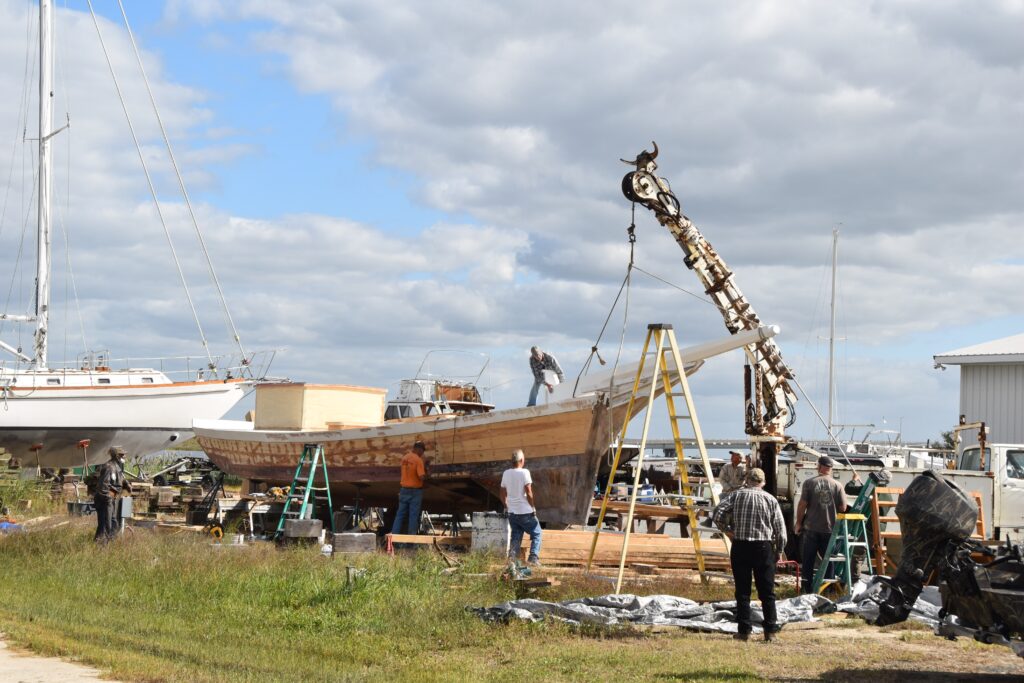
195,395,611,526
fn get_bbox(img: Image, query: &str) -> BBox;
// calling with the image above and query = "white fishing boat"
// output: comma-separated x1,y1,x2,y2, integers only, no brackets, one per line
0,1,266,470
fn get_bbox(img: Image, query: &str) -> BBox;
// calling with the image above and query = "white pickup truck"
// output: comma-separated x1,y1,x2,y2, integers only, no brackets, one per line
776,443,1024,543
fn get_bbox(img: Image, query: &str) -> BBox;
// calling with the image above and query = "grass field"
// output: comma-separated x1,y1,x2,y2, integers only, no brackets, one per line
1,521,1022,682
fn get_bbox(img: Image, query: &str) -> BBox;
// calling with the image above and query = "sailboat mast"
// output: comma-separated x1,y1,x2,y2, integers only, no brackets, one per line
827,226,838,435
35,0,54,367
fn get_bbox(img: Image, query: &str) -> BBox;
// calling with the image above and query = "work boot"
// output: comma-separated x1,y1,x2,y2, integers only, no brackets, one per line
732,632,749,642
763,631,776,643
528,556,541,567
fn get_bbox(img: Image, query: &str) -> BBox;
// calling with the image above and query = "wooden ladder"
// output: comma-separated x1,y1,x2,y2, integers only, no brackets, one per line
587,323,726,591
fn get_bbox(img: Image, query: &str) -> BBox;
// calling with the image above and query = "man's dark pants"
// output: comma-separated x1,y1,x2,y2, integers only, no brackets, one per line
391,487,424,535
800,529,833,593
93,494,116,542
731,539,778,635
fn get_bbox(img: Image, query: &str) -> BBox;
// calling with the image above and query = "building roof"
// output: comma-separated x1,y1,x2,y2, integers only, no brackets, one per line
934,332,1024,366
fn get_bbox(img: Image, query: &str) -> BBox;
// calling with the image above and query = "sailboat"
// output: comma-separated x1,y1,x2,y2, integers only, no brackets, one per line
0,1,263,470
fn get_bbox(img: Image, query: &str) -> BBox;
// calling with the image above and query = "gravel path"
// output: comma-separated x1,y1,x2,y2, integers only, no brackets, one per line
0,638,122,683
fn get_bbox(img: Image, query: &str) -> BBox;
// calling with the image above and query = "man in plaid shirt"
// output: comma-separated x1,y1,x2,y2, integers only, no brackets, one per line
712,467,787,642
527,347,564,406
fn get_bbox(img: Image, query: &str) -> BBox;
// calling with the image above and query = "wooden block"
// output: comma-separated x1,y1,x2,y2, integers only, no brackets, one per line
389,534,470,546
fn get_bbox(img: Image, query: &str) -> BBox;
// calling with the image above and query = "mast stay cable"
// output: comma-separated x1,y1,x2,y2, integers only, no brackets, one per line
115,0,247,361
85,0,215,366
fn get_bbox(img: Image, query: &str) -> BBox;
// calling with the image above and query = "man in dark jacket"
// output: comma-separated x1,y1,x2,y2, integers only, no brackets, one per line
94,446,131,543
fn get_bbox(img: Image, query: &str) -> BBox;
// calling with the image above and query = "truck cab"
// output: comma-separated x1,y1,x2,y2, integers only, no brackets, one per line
957,444,1024,540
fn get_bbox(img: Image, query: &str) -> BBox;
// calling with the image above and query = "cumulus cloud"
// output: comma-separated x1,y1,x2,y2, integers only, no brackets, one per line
1,0,1020,441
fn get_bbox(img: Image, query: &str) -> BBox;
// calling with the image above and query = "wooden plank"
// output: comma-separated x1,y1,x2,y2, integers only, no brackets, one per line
388,534,469,546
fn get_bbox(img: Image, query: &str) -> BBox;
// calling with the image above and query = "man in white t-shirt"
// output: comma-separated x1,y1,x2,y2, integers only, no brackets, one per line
500,449,542,566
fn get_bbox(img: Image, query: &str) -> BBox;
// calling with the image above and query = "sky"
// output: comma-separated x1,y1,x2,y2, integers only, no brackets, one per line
0,0,1022,444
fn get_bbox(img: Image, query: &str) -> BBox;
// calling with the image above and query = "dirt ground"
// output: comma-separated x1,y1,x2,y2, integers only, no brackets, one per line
0,637,123,683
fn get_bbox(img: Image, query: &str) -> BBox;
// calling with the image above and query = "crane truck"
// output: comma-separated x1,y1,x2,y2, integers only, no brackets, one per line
621,143,1024,544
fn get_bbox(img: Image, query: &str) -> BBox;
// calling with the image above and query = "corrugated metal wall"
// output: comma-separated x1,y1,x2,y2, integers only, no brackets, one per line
959,364,1024,446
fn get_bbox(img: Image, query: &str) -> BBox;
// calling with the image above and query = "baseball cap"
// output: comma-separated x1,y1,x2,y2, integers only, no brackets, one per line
109,445,126,457
746,468,765,484
818,455,835,467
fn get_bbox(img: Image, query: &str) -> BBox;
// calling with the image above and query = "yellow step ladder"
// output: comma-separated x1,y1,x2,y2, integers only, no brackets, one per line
587,323,728,590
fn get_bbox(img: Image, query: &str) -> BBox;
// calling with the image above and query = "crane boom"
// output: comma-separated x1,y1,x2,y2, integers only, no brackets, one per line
620,143,798,440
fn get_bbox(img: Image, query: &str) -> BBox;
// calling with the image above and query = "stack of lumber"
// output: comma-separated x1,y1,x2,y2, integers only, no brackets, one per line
521,529,729,571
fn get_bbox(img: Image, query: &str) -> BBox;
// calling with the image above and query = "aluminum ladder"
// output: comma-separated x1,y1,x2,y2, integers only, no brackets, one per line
588,323,727,591
273,443,334,541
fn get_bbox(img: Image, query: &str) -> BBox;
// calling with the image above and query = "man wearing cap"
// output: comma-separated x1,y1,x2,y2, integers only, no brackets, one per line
718,451,748,494
392,441,430,536
795,455,847,593
93,446,131,543
712,467,786,641
527,347,564,407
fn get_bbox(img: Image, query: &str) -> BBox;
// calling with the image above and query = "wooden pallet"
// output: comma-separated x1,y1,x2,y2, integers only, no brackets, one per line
517,529,730,570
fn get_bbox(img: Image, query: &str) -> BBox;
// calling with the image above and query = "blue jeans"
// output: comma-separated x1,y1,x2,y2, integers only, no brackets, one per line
392,487,423,535
508,512,542,562
527,380,543,406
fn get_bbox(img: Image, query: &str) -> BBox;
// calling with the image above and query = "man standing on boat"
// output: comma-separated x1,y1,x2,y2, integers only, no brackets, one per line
718,450,748,494
527,347,564,406
501,449,542,566
392,441,430,536
712,467,786,642
93,446,131,543
795,455,847,593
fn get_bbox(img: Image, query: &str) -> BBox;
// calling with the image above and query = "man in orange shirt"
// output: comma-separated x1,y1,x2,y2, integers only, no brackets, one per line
391,441,430,535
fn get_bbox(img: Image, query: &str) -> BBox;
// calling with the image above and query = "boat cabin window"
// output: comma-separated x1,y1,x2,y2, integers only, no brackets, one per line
46,378,60,385
384,405,414,420
97,378,111,384
1007,450,1024,480
958,447,989,472
142,377,154,384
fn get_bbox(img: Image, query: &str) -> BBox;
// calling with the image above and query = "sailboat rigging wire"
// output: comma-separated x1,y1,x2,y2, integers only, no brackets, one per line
1,165,38,343
85,0,214,366
788,373,855,471
0,10,38,347
115,0,246,359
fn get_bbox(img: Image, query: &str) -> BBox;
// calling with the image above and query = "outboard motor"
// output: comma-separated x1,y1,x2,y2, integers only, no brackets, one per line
874,470,978,625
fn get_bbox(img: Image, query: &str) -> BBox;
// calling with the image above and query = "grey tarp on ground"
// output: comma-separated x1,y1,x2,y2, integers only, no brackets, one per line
470,593,834,634
835,576,943,627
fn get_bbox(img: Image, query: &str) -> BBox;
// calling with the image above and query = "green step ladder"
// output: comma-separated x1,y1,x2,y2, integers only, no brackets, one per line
811,469,890,594
274,444,334,541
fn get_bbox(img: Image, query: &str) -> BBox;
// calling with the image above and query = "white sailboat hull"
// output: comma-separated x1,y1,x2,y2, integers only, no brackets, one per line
0,378,249,468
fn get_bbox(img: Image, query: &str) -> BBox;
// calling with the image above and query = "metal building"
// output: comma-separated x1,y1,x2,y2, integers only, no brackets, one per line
934,333,1024,446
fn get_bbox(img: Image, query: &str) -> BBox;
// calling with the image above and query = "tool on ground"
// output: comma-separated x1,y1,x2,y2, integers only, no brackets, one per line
811,469,890,594
588,323,726,590
273,443,334,541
